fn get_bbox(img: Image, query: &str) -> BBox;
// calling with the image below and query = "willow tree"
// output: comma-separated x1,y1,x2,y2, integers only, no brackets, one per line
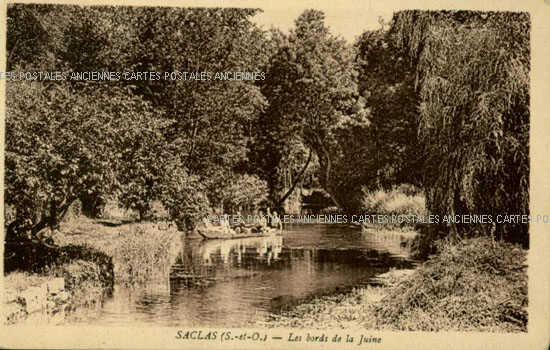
391,11,530,245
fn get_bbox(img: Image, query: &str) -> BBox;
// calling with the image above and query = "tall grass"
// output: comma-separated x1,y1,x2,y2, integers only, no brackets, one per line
376,237,527,332
113,224,180,283
361,184,426,229
57,219,181,284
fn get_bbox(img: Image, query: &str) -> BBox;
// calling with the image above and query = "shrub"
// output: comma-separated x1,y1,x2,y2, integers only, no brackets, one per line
360,184,426,224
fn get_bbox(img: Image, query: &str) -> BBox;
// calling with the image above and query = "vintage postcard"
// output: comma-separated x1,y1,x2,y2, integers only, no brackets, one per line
1,0,549,349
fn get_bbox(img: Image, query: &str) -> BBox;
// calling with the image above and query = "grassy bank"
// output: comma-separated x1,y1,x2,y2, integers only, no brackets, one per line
258,237,527,332
55,217,181,284
4,217,182,324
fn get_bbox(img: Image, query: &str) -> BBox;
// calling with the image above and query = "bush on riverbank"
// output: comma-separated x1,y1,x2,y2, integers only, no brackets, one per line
6,218,181,286
4,237,113,285
260,237,527,332
360,184,426,229
4,218,182,324
3,242,114,324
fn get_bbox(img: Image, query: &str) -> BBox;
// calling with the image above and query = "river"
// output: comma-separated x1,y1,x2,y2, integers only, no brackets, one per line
63,223,415,326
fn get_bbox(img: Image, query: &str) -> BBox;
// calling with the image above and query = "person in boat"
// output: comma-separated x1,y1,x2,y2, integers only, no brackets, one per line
254,210,268,234
266,207,277,230
232,211,248,234
219,214,233,234
267,209,274,227
202,215,215,229
271,210,283,232
202,213,231,234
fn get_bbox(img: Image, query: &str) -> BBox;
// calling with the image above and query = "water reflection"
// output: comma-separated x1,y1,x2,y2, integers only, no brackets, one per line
360,229,415,258
197,235,283,266
64,224,415,326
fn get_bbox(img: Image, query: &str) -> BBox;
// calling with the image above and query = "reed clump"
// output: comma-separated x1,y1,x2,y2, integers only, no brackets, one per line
113,224,180,283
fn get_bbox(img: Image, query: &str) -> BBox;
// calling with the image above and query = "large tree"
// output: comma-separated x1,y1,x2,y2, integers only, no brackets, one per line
126,7,269,210
5,4,273,233
259,10,367,208
6,4,148,219
391,11,530,245
5,80,160,239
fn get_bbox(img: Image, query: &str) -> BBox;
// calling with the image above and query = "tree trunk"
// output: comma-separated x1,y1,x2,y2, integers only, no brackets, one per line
275,148,313,207
6,197,76,241
322,155,343,209
34,197,75,234
315,136,343,209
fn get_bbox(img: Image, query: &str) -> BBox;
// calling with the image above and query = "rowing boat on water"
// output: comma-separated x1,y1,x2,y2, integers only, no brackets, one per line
197,228,281,240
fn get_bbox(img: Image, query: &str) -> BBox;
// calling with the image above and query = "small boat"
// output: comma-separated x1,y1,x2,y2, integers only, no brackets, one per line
197,228,281,240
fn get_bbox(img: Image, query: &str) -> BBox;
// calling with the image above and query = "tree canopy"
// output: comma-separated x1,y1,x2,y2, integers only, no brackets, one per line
5,5,530,248
257,10,368,209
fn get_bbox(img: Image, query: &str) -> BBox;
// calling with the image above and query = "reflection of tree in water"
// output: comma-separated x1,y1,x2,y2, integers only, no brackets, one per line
170,231,413,293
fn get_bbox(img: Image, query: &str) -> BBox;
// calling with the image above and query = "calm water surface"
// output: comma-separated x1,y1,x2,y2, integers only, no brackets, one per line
64,224,414,326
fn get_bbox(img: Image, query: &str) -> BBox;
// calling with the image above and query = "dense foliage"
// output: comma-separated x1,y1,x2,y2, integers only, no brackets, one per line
257,10,368,209
5,6,530,249
327,27,423,212
391,11,530,245
5,5,269,235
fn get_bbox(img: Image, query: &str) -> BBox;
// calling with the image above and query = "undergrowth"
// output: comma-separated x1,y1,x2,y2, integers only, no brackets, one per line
360,184,426,230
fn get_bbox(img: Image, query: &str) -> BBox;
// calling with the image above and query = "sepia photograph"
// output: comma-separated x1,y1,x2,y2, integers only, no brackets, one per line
1,0,549,349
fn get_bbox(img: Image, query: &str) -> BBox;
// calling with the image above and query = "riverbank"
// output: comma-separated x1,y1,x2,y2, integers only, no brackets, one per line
258,237,527,332
55,217,181,283
3,218,182,324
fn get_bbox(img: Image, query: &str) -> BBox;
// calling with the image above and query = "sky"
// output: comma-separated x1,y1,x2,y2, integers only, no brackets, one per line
251,4,393,43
